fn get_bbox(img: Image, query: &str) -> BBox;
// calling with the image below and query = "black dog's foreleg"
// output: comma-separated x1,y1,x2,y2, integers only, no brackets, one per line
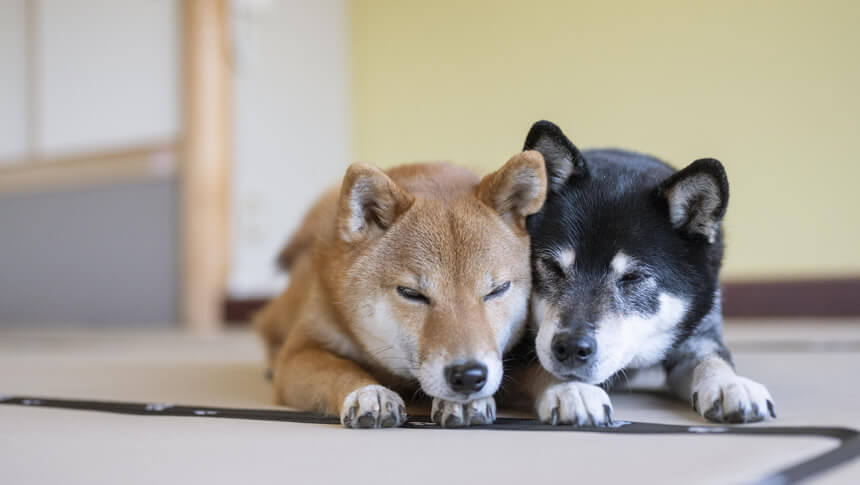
665,321,775,424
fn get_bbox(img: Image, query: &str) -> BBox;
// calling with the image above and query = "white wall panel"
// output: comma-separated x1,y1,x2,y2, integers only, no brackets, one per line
229,0,350,296
37,0,178,155
0,0,29,163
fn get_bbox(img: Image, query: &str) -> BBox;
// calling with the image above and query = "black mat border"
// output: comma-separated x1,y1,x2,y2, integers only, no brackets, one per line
2,395,857,485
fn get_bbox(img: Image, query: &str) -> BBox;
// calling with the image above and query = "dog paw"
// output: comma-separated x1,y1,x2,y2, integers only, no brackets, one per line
340,385,407,429
537,381,613,426
692,374,775,424
431,397,497,427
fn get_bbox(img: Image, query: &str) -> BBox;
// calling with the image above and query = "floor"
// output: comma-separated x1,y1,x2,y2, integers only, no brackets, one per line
1,320,858,484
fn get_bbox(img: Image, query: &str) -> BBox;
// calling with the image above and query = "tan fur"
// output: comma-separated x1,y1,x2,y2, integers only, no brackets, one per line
254,152,547,421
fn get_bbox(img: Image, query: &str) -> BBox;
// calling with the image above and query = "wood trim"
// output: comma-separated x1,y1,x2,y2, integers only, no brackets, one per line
0,142,178,194
180,0,232,333
222,278,860,324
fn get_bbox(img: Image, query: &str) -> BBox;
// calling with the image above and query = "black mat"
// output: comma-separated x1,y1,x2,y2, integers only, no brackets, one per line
2,395,858,484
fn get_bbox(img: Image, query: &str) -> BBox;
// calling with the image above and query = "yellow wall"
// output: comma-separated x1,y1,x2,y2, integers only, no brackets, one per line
350,0,860,280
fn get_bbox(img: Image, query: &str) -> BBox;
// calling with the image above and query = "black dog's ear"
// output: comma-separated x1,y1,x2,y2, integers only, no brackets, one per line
656,158,729,243
523,120,587,191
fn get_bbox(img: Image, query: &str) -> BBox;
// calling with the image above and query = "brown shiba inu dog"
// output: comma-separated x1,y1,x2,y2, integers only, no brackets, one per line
254,152,547,428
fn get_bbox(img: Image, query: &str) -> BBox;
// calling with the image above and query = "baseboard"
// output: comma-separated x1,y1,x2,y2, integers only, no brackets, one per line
223,278,860,324
223,297,269,325
720,278,860,318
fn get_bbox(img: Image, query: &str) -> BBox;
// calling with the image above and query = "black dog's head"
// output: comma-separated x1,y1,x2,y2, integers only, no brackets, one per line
523,121,728,384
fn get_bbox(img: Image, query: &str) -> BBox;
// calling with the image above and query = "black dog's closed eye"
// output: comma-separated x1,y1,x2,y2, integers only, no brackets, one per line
540,257,566,278
619,271,646,284
396,286,430,304
484,281,511,301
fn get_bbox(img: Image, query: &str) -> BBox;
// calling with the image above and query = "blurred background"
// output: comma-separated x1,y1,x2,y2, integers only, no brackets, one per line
0,0,858,331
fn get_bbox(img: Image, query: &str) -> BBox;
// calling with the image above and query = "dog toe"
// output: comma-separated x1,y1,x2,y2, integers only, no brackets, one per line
693,375,774,424
432,397,496,427
537,381,613,426
340,385,406,429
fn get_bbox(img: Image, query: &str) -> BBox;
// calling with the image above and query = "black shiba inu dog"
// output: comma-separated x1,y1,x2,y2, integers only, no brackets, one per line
518,120,775,425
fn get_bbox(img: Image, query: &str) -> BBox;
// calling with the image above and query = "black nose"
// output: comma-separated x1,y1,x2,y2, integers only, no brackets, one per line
445,361,488,393
551,334,596,365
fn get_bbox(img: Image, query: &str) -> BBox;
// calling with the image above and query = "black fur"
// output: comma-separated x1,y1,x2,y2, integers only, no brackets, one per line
524,123,725,348
518,121,773,424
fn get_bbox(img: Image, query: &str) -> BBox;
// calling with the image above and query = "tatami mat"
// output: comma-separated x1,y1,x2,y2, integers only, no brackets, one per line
1,321,858,484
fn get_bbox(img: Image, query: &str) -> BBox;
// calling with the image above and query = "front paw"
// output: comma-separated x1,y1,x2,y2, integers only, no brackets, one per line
431,397,496,428
692,375,775,424
341,385,407,429
537,381,613,426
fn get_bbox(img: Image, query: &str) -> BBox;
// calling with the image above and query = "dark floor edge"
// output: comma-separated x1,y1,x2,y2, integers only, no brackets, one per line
721,278,860,318
223,297,268,325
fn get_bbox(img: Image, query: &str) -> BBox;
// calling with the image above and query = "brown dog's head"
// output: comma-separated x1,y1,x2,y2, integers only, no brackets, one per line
326,152,546,402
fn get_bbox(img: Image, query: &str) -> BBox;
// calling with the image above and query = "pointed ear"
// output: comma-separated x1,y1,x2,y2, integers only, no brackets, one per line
337,163,414,243
523,120,587,191
477,150,548,230
656,158,729,243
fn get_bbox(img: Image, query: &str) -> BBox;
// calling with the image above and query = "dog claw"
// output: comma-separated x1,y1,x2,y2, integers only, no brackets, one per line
692,392,699,413
704,398,722,422
358,412,376,428
767,400,777,418
603,405,613,425
444,414,463,427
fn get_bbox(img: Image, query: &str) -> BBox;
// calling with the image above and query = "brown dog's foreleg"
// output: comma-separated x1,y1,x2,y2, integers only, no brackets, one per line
274,345,407,428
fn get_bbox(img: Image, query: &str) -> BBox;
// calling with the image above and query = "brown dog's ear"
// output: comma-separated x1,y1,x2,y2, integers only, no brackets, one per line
477,150,548,230
337,163,414,243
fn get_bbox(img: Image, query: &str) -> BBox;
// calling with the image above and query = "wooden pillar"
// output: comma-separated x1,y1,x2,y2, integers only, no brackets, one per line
180,0,232,333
